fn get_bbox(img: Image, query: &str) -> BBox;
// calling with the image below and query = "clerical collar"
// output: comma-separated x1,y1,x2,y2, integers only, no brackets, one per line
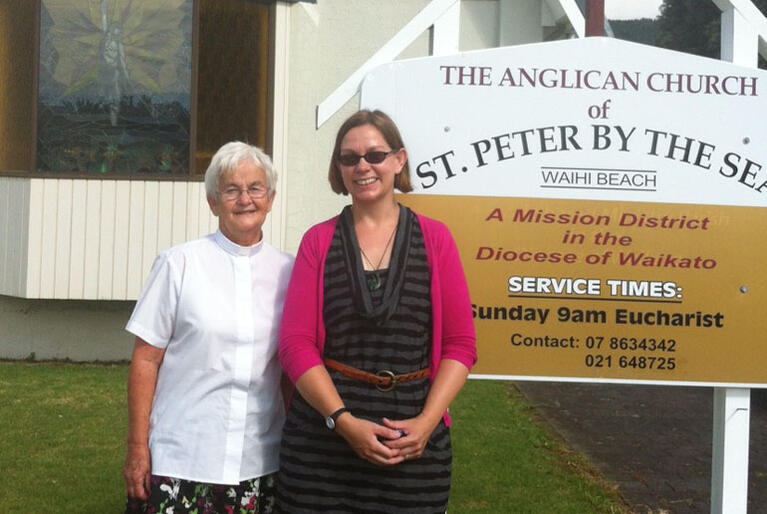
214,230,264,257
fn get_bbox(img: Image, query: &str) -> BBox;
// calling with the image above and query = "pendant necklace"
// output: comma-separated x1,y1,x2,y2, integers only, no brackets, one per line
360,225,397,291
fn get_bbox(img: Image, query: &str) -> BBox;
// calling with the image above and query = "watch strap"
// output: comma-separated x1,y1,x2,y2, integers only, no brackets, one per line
325,407,350,429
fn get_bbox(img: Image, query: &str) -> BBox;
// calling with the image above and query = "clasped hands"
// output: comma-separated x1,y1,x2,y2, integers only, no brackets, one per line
334,413,438,467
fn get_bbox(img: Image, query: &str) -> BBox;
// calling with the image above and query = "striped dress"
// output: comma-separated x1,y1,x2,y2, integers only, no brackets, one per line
275,214,452,513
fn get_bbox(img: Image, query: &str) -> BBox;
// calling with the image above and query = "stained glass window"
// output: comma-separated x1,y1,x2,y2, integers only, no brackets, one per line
1,0,271,177
37,0,194,175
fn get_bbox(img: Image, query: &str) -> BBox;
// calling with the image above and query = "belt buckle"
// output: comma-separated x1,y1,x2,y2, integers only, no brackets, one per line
375,369,396,392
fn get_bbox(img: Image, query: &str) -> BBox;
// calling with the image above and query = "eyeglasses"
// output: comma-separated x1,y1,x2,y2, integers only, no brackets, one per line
337,149,399,167
219,185,269,201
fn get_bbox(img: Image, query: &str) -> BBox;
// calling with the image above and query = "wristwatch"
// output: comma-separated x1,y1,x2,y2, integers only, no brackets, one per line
325,407,350,430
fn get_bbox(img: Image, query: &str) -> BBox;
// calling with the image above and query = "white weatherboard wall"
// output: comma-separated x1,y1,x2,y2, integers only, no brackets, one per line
0,177,217,300
0,177,29,298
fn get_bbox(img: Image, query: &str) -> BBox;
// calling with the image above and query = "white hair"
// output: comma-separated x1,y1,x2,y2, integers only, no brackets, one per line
204,141,277,201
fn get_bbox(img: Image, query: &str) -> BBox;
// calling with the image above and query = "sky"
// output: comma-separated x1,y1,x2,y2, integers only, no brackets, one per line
604,0,663,20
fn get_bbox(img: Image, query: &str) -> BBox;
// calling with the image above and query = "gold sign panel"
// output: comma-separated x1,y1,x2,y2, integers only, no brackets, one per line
399,194,767,386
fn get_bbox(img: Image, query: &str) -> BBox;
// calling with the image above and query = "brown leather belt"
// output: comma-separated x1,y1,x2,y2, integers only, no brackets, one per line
323,358,430,392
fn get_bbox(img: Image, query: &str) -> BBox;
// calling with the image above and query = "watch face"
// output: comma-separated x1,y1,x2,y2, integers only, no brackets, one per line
325,416,335,430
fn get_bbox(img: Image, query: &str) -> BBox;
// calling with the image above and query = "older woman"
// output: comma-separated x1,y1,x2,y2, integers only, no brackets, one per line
123,142,293,514
275,110,476,513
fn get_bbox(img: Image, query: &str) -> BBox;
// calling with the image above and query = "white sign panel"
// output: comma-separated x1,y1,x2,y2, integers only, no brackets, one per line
361,37,766,208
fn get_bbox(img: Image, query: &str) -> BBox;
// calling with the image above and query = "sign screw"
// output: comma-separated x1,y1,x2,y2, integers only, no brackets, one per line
743,137,750,144
740,286,748,294
444,126,450,132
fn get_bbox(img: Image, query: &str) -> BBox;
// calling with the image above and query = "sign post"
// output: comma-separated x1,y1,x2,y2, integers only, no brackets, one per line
585,0,605,37
711,7,760,512
711,388,750,513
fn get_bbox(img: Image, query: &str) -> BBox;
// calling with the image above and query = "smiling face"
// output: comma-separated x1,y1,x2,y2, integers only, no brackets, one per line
337,124,407,205
207,160,274,246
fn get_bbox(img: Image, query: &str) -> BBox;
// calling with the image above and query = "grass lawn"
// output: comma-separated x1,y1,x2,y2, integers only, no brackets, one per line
450,380,628,513
0,362,629,513
0,362,129,513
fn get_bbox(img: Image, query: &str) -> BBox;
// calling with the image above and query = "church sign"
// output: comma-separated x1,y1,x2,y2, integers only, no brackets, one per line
361,37,767,386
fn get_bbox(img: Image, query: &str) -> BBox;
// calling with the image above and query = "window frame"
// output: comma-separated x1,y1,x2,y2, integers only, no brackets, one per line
1,0,274,181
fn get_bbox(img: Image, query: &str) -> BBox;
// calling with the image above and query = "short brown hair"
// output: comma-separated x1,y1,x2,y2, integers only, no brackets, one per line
328,109,413,195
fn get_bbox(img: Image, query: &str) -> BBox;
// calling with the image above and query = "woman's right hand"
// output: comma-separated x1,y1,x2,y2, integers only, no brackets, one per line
335,414,405,467
123,442,152,500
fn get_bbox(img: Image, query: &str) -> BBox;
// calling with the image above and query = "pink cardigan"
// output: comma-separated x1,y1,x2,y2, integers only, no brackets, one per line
278,212,477,425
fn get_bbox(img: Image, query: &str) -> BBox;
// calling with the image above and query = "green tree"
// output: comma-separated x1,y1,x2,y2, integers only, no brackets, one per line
656,0,766,67
610,18,660,46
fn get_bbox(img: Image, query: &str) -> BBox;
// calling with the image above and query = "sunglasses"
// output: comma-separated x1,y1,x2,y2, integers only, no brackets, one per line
337,149,399,167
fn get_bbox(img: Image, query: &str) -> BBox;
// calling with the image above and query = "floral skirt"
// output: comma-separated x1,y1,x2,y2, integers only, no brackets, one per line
125,473,276,514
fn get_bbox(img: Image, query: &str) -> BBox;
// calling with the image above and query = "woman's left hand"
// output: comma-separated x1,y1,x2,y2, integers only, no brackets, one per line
379,415,439,461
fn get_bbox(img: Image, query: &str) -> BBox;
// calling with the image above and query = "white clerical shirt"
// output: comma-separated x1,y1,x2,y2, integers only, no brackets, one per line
126,230,294,484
